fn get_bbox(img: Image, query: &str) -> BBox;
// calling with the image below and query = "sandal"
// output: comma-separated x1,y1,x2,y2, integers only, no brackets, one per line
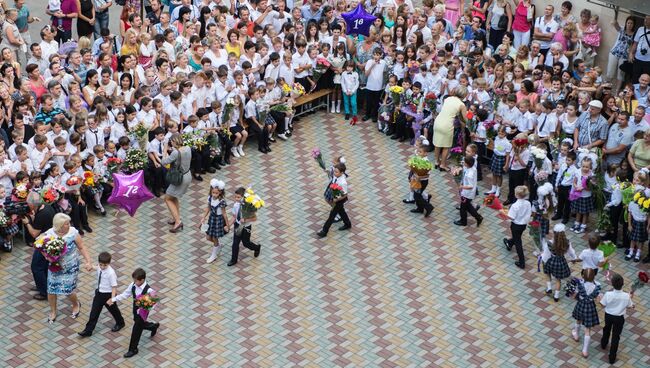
71,302,81,319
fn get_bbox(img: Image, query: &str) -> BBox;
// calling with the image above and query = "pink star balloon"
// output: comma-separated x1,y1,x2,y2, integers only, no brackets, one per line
107,170,154,217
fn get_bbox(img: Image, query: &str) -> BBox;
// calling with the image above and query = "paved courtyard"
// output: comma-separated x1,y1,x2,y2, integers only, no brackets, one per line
0,112,648,367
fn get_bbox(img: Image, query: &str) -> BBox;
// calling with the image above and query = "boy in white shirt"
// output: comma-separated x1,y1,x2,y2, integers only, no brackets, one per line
503,185,532,269
244,88,271,154
363,47,386,123
147,127,167,197
454,155,483,227
30,135,52,172
599,272,634,364
46,120,69,147
8,131,30,162
27,122,49,150
12,146,35,175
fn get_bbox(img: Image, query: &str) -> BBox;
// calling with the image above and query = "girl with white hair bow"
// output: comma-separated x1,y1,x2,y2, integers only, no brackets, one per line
199,179,230,264
541,223,577,302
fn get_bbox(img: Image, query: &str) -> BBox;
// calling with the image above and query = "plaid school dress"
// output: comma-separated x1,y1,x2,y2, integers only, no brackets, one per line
572,281,601,328
206,197,227,238
543,249,572,279
533,200,550,236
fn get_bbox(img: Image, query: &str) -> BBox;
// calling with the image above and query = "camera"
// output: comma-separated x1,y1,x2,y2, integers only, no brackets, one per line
64,67,73,74
4,201,30,217
641,48,648,56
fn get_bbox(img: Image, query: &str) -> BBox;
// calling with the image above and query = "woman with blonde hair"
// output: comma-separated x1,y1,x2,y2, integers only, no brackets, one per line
433,86,469,171
120,28,140,57
44,213,93,324
161,133,192,233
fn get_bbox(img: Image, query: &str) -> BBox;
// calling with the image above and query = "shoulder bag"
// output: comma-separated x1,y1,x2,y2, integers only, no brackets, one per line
165,149,186,186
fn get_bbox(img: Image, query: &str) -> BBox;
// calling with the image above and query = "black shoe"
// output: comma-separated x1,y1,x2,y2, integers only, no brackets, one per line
33,294,47,300
642,255,650,263
514,261,525,269
266,147,272,152
609,355,616,364
402,199,415,204
476,216,483,227
254,245,260,258
410,209,423,213
453,220,467,226
551,214,561,221
213,164,221,170
338,224,351,231
206,167,216,174
316,231,327,238
150,322,160,337
503,238,513,251
390,135,400,140
600,341,608,350
224,158,231,165
362,116,369,121
123,349,138,358
78,330,92,337
112,323,125,332
561,218,569,224
424,206,433,218
100,210,107,216
227,260,237,266
553,297,559,302
193,175,204,181
79,229,85,236
345,114,350,120
269,137,276,142
82,225,93,233
259,148,268,154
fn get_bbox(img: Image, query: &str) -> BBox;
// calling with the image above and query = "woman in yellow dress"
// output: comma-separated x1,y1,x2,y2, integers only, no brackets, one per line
433,86,469,171
224,29,243,59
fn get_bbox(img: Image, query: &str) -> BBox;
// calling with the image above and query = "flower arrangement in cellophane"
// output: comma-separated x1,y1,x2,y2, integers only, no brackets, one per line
632,191,650,214
106,157,123,176
312,57,331,84
281,83,292,96
82,171,95,187
134,290,160,321
222,97,236,124
241,188,265,220
11,183,29,202
407,156,433,190
65,176,83,192
631,271,649,296
33,235,67,272
311,147,326,170
181,132,207,150
292,83,306,97
131,122,149,148
388,85,403,107
122,149,148,174
40,185,61,205
424,92,437,112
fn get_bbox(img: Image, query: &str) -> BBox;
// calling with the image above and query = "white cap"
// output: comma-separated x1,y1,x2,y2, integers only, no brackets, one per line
588,100,603,109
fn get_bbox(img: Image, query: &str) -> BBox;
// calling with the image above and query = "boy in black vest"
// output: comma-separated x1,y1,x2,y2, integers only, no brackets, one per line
108,268,160,358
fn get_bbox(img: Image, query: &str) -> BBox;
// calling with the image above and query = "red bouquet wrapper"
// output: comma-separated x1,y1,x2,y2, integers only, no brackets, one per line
483,194,503,210
138,308,150,321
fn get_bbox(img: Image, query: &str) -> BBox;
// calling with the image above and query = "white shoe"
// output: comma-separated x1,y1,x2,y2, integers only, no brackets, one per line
237,146,245,156
206,247,220,263
331,103,336,113
277,133,287,140
231,147,240,158
336,105,341,113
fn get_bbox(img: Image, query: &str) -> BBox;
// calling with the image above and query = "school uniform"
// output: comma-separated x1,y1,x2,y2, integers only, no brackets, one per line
244,99,270,152
542,241,576,280
364,59,386,121
320,174,352,235
412,161,434,215
147,139,166,196
292,51,311,91
600,289,633,363
341,71,359,116
535,112,557,159
458,166,482,226
208,112,233,164
229,201,261,265
554,162,578,222
80,265,125,335
604,176,628,246
61,171,90,231
85,128,104,151
504,198,532,267
506,148,530,204
572,281,601,328
112,281,160,355
570,173,595,214
490,136,511,176
628,201,647,242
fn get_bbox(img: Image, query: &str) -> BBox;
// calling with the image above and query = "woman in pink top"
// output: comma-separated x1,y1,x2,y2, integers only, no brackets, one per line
444,0,463,28
512,0,534,48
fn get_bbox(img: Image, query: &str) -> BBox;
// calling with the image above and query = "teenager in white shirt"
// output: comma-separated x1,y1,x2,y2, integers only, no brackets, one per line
363,47,386,123
503,185,532,269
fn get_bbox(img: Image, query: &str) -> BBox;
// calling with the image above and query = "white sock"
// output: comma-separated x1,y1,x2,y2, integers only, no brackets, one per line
574,221,580,228
636,248,642,257
210,246,219,257
554,290,560,299
407,191,414,201
495,187,500,196
582,335,591,354
546,281,552,290
336,100,341,111
491,185,496,192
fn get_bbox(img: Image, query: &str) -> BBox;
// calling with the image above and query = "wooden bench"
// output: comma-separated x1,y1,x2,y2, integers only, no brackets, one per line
294,88,333,117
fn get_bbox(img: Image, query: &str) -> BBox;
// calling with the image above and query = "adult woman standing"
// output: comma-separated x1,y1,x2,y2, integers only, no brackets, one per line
48,0,78,44
1,9,25,68
512,0,533,49
161,133,191,233
354,27,381,118
487,0,512,51
627,128,650,172
606,16,636,88
76,0,95,39
25,64,47,104
433,86,469,171
45,213,93,324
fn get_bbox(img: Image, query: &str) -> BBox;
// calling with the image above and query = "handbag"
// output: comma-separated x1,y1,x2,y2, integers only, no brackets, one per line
498,14,508,30
165,149,186,186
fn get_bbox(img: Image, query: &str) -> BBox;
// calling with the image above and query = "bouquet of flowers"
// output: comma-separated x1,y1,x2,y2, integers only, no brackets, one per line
270,103,294,115
311,147,326,170
483,194,503,210
181,132,208,150
106,157,123,176
597,241,616,272
620,181,635,222
329,182,345,200
280,83,292,96
292,82,306,97
406,60,420,74
134,290,160,321
40,185,61,205
630,271,649,296
222,97,236,124
122,149,148,174
408,156,433,190
132,122,149,149
528,220,542,251
82,171,95,188
311,57,331,85
564,277,580,298
484,120,497,140
512,137,528,147
65,176,83,192
241,188,265,220
33,235,67,272
388,85,403,108
11,183,29,202
492,88,507,112
530,146,547,170
424,92,437,112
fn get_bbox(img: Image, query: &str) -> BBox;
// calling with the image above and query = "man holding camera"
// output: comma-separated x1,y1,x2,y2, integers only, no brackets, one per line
629,16,650,83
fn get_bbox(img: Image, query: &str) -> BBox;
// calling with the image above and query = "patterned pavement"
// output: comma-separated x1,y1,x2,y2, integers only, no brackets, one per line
0,111,649,368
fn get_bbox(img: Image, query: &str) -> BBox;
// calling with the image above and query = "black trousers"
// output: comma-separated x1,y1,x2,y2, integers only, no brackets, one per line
607,203,629,247
460,196,481,224
246,120,270,150
393,112,412,140
30,249,48,297
365,89,382,121
218,132,233,162
230,224,259,263
509,223,527,266
129,309,157,351
507,169,527,203
83,290,125,333
556,185,571,221
270,111,287,133
322,198,351,234
190,147,210,173
414,179,433,212
601,313,625,361
65,193,88,229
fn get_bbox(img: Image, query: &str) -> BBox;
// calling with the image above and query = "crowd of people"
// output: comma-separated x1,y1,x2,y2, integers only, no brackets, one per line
0,0,646,362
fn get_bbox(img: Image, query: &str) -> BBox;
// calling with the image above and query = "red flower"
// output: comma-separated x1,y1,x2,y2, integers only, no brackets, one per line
513,138,528,146
330,183,343,191
466,111,474,120
529,221,540,228
640,271,649,284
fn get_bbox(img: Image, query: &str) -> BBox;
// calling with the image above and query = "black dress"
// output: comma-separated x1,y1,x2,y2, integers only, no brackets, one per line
77,0,94,38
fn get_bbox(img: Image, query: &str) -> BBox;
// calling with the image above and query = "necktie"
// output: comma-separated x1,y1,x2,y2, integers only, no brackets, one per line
92,130,99,144
97,271,102,290
158,142,162,155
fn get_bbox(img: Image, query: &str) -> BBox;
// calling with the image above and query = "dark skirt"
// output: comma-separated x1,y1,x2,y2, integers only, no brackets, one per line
229,125,244,135
0,223,19,237
572,298,600,328
207,213,226,238
630,219,648,242
570,196,594,214
543,254,572,279
533,213,550,236
490,154,506,176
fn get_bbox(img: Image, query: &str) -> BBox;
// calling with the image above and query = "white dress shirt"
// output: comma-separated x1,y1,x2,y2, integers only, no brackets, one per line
365,59,386,92
291,51,311,78
600,290,633,316
113,281,154,303
507,198,532,225
96,265,119,293
341,71,359,94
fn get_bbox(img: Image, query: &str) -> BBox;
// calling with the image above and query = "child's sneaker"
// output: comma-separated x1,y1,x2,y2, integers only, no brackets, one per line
231,147,240,158
624,248,633,261
575,224,586,234
571,223,580,232
483,189,495,195
277,133,288,140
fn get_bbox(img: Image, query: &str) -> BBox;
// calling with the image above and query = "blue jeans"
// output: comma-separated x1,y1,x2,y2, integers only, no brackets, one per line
31,249,48,296
94,11,110,39
343,92,357,115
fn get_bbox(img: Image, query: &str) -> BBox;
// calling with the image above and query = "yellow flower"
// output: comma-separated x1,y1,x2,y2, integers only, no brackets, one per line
634,192,641,201
245,196,254,204
246,188,254,195
644,199,650,209
638,197,645,205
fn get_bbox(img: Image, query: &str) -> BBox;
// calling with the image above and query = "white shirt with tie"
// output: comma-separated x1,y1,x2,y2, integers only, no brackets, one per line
112,281,154,304
96,265,118,293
